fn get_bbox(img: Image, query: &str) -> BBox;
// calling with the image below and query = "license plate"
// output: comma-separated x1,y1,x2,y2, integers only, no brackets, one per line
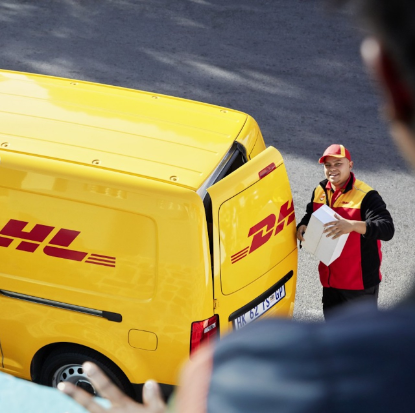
233,285,286,330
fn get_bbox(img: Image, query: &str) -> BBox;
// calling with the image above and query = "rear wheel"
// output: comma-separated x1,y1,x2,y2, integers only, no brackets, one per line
39,345,134,398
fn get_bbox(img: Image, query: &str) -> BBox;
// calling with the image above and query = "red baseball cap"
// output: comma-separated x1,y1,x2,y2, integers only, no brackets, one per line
318,144,351,164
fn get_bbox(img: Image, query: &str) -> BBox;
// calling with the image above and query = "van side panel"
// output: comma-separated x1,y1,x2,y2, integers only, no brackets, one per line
0,152,213,385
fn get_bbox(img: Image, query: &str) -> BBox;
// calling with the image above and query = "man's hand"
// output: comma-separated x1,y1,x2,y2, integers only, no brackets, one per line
58,362,167,413
296,225,307,242
323,213,367,239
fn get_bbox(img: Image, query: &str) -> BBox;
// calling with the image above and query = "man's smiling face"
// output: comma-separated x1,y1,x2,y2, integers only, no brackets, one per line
323,156,353,189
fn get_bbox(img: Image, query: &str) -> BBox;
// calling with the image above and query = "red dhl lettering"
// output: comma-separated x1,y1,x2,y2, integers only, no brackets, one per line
230,200,295,264
0,219,116,267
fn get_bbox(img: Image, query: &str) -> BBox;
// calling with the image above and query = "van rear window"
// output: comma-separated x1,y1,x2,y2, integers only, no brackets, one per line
202,141,247,220
202,142,247,259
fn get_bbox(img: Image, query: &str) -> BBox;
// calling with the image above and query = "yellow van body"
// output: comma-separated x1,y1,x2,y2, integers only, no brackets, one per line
0,70,297,398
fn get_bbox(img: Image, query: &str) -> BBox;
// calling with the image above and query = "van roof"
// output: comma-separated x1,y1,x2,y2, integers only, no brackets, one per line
0,70,248,191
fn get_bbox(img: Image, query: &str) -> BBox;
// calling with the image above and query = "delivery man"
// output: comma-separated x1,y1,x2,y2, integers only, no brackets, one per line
296,144,395,318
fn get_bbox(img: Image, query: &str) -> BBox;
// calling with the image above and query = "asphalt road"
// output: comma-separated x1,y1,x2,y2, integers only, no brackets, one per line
1,0,414,321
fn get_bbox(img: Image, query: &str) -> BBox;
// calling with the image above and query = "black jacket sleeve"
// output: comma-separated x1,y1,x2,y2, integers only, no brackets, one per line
361,190,395,241
296,189,316,229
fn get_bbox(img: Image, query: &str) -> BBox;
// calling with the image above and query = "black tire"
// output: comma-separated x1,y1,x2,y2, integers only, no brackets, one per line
39,345,134,398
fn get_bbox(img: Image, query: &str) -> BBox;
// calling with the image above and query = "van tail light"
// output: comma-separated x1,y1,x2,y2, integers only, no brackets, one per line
258,163,276,179
190,315,219,354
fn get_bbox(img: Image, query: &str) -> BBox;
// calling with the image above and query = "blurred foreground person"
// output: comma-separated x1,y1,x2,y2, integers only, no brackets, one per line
0,370,88,413
59,1,415,412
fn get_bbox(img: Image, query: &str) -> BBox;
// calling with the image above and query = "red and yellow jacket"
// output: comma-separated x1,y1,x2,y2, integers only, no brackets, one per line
298,173,395,290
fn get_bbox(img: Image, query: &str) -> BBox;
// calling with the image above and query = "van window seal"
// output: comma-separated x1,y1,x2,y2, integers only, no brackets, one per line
0,289,122,323
228,270,294,322
197,141,247,202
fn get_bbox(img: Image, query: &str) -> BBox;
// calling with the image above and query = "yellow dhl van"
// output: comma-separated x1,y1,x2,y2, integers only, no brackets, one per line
0,69,297,399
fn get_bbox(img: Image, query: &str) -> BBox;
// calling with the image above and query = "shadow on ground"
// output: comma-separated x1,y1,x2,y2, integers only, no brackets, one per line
0,0,406,172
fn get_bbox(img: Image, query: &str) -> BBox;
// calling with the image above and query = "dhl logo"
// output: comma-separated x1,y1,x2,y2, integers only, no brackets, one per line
0,219,116,267
231,200,295,264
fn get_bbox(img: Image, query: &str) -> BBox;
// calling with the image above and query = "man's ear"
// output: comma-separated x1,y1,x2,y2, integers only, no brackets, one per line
361,37,414,123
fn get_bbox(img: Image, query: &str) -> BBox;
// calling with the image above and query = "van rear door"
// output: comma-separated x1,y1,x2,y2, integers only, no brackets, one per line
207,146,297,332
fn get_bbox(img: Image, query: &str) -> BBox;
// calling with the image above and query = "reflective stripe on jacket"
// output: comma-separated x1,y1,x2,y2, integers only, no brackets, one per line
298,173,394,290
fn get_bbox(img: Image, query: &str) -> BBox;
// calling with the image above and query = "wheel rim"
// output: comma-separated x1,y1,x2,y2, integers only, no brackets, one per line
52,364,97,395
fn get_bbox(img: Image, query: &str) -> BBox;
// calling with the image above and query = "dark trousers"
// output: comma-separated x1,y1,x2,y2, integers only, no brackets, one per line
322,285,379,319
